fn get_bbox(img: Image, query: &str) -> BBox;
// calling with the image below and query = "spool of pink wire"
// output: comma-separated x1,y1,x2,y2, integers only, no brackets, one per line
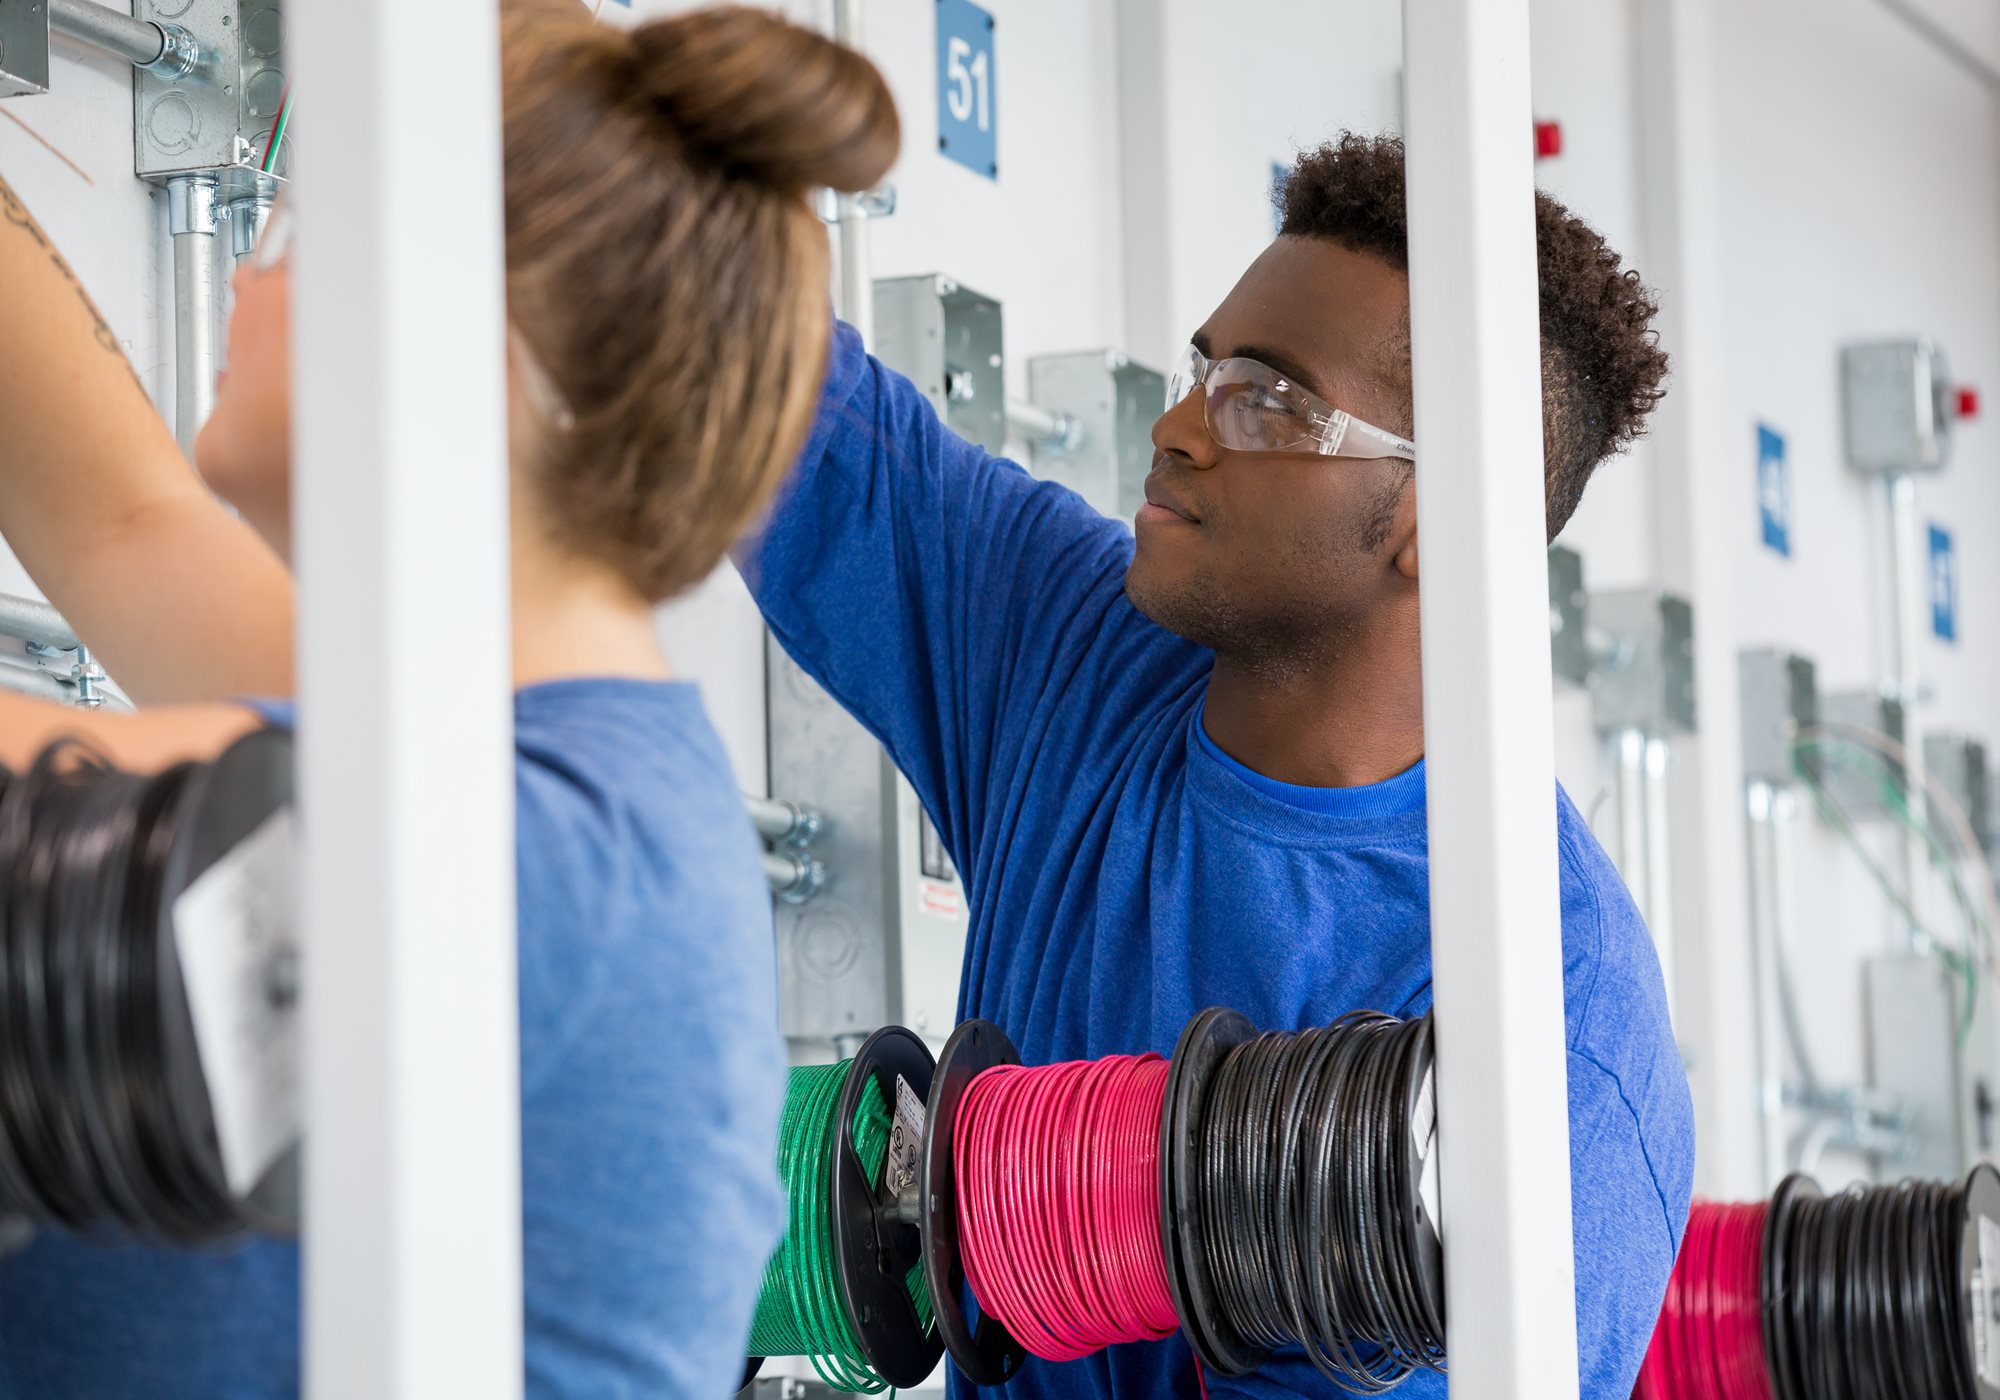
953,1054,1180,1363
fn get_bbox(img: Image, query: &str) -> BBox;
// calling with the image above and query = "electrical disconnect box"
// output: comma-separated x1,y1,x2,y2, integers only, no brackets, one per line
1739,648,1819,787
1818,690,1907,819
1547,546,1590,688
1842,340,1959,475
1024,351,1166,521
1867,955,1966,1179
766,275,1005,1050
1587,589,1697,736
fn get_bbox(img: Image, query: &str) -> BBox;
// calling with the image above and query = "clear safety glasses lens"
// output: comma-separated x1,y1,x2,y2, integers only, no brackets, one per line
1166,345,1325,454
1166,343,1417,462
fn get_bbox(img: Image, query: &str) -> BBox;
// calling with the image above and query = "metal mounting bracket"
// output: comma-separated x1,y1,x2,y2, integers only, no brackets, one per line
0,0,52,98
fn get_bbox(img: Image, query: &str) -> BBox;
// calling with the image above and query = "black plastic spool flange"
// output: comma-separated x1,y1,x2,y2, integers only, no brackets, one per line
1763,1170,1819,1400
832,1025,944,1390
1401,1019,1446,1340
1960,1162,2000,1400
155,726,299,1235
1161,1006,1264,1378
921,1018,1029,1387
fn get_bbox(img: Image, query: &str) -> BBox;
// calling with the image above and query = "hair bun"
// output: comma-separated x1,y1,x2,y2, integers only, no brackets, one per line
624,5,899,194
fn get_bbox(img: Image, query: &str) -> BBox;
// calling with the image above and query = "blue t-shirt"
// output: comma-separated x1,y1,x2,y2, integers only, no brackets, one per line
0,679,787,1399
743,323,1695,1400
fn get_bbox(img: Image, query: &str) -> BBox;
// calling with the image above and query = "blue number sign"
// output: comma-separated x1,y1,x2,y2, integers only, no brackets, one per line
1930,524,1958,643
937,0,997,180
1756,424,1791,557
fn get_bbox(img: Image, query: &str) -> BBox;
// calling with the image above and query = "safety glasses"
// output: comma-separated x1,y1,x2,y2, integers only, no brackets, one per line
1167,343,1416,462
249,193,574,432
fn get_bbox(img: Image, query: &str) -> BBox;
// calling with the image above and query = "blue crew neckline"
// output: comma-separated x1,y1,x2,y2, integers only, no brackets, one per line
1193,699,1427,818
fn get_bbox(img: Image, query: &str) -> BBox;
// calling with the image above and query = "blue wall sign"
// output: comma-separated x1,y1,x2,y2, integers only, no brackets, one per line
1930,524,1958,643
937,0,997,180
1756,424,1791,557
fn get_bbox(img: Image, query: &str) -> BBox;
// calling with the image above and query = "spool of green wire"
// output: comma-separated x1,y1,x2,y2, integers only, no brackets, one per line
750,1060,934,1393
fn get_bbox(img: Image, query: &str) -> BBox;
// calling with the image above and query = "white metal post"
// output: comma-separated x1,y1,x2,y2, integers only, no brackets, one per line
290,2,521,1397
1403,1,1580,1396
1637,0,1764,1197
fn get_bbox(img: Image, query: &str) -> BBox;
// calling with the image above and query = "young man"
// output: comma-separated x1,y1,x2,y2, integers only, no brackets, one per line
745,133,1692,1397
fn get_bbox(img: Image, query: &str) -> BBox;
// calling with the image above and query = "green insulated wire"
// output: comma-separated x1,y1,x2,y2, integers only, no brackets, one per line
750,1061,932,1393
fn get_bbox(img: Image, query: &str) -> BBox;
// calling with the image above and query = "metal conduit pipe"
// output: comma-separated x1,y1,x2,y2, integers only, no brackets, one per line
169,175,220,454
744,795,824,848
1746,779,1796,1190
0,591,80,653
48,0,198,76
0,662,82,704
228,196,273,265
1886,472,1932,950
1005,399,1086,453
762,849,826,905
831,0,873,346
1615,726,1677,1029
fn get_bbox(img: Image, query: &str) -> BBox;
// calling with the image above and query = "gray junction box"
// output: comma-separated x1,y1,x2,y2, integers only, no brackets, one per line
1025,351,1166,522
767,275,998,1048
1739,648,1819,788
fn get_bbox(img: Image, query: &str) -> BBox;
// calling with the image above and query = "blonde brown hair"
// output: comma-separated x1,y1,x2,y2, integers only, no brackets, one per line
500,0,899,601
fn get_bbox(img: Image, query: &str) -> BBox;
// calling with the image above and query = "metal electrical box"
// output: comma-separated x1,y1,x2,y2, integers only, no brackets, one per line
1739,648,1819,787
1547,546,1590,688
1842,340,1957,475
1867,955,1965,1179
873,274,1004,454
1819,690,1906,819
766,645,971,1046
132,0,290,181
1024,351,1166,522
768,275,1007,1048
0,0,52,98
1587,589,1696,735
1926,732,1992,855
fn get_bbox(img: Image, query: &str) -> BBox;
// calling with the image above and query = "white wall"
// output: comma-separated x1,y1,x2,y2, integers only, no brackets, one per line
1708,0,2000,1185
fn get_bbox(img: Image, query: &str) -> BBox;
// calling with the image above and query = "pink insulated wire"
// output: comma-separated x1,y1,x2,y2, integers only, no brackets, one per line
954,1054,1180,1363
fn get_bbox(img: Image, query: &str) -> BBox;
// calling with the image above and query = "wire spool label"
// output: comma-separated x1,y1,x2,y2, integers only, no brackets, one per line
1980,1214,2000,1388
882,1074,925,1204
1413,1066,1442,1245
172,807,302,1196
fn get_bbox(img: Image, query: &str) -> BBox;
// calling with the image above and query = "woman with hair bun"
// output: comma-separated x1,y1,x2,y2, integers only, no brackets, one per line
0,4,898,1395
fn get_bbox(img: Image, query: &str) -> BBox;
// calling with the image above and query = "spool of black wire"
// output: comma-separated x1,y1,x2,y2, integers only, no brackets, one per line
0,729,295,1244
1164,1008,1445,1392
1763,1164,2000,1400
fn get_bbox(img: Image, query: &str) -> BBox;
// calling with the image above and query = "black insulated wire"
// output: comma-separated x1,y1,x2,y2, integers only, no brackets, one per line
0,742,249,1244
1764,1169,1989,1400
1190,1011,1445,1393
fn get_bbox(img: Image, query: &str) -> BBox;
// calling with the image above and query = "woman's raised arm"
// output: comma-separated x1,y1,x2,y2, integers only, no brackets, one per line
0,172,294,703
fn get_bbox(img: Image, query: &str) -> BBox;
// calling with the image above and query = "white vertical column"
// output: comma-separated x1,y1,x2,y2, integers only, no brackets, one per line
1402,2,1579,1397
289,2,521,1397
1637,0,1763,1198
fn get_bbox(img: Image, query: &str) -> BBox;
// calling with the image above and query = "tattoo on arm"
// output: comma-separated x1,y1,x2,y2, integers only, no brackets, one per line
0,175,151,395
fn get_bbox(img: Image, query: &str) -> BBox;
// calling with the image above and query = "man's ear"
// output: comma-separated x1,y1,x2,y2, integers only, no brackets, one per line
1390,475,1419,581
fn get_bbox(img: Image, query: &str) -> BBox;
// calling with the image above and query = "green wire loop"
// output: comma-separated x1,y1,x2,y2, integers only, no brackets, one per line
750,1060,933,1393
1791,735,1990,1042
